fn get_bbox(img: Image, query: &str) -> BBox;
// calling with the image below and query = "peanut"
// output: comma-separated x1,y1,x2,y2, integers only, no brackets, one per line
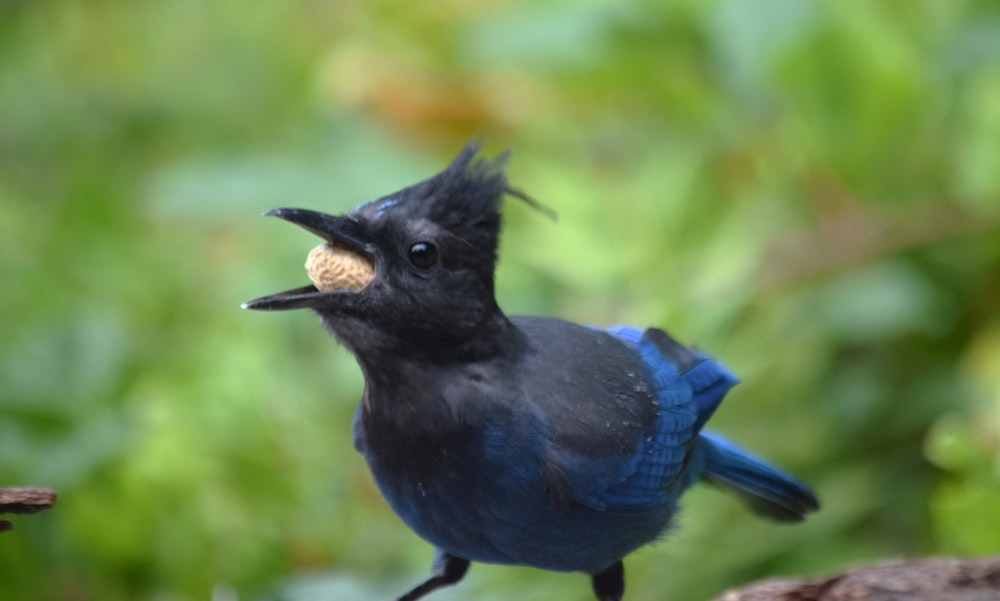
305,243,374,291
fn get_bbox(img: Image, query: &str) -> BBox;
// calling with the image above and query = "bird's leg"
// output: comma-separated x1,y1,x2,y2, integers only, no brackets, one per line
396,551,470,601
590,561,625,601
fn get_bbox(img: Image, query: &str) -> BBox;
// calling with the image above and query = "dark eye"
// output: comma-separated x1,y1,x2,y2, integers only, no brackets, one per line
407,242,438,268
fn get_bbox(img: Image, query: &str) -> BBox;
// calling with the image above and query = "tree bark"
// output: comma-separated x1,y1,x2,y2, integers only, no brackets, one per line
714,557,1000,601
0,486,57,532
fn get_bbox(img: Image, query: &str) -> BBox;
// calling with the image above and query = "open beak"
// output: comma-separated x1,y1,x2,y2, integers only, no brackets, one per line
242,208,373,311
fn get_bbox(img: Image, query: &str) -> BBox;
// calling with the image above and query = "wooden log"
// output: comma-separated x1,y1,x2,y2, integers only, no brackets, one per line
0,486,57,532
714,556,1000,601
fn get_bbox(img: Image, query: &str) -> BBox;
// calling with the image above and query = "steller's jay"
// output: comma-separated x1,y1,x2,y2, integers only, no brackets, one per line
243,142,818,601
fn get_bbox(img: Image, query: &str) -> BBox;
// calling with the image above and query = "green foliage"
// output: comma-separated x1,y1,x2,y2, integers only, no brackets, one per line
2,1,999,600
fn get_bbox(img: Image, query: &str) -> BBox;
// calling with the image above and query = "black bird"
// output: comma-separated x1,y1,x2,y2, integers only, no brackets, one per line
243,142,818,601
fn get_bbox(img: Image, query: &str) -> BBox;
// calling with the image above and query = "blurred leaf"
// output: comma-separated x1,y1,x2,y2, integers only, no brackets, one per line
816,260,948,342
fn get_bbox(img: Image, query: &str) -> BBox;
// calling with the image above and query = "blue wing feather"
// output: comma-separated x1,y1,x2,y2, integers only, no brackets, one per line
576,326,738,512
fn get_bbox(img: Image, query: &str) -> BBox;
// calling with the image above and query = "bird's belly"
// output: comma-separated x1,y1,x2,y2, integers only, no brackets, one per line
363,448,673,573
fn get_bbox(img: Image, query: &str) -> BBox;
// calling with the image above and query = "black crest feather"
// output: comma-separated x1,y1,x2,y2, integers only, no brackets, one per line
422,141,556,224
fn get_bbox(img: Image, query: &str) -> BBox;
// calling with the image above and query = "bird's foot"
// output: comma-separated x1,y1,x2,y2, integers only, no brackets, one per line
396,552,470,601
591,561,624,601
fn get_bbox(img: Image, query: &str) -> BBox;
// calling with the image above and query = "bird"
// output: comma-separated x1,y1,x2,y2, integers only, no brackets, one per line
243,142,819,601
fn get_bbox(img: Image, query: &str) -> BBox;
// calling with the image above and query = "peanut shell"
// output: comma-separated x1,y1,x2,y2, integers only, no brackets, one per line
305,243,374,291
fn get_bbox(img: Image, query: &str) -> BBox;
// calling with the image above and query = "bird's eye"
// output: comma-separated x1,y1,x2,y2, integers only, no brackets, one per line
407,242,438,269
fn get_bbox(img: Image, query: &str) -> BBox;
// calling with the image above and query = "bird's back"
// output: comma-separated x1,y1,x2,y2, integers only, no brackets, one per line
508,316,662,461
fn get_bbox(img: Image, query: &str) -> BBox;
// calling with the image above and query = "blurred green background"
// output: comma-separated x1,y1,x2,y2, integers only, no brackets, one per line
2,1,999,600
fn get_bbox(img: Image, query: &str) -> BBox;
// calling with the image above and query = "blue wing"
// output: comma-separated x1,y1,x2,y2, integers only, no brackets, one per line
570,326,739,512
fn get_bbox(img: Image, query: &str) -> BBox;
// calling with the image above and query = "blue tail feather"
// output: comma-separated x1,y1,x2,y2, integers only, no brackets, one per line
697,431,819,522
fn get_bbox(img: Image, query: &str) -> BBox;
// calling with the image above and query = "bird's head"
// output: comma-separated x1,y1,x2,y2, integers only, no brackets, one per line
242,141,552,359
